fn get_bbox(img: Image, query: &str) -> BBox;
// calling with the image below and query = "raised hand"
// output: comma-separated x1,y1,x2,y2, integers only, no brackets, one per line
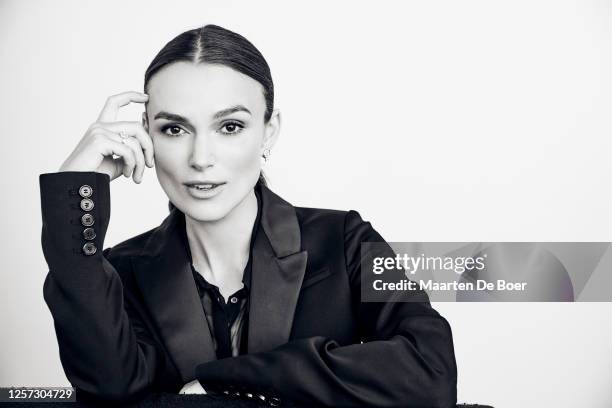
59,91,154,183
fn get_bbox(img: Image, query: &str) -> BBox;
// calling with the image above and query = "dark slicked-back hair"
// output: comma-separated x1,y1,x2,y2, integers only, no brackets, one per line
144,24,274,122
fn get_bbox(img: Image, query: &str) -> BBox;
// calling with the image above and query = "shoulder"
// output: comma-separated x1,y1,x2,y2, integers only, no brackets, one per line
260,183,379,242
292,206,392,281
294,206,356,232
293,206,383,245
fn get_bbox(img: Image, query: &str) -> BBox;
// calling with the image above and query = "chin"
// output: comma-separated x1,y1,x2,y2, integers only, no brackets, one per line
178,201,230,223
162,179,256,223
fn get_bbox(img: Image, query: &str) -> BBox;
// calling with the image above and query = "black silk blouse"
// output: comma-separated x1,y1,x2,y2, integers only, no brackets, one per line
186,188,262,360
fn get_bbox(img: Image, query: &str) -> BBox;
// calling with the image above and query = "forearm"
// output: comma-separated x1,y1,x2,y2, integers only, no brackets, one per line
40,172,159,402
43,270,156,401
195,314,457,408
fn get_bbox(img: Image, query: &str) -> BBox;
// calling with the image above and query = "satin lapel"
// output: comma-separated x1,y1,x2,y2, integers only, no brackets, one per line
132,209,215,383
248,184,308,353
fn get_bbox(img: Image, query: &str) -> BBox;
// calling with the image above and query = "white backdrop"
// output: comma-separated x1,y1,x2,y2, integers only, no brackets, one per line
1,1,611,406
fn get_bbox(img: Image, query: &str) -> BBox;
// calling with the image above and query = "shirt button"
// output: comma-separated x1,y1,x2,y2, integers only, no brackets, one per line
78,185,93,198
230,296,238,304
82,242,97,256
80,198,94,211
83,227,96,241
81,213,95,227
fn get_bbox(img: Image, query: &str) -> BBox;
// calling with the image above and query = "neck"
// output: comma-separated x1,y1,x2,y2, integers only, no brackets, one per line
185,189,258,289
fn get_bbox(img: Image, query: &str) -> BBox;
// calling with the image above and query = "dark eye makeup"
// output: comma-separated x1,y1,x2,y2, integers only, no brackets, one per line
160,124,186,137
218,120,245,135
158,119,246,137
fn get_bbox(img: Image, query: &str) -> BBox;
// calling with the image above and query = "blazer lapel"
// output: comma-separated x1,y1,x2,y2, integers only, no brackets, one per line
248,184,308,353
132,209,215,383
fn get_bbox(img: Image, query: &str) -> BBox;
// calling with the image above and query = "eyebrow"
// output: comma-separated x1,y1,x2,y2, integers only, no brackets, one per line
153,105,252,123
153,111,190,123
213,105,252,119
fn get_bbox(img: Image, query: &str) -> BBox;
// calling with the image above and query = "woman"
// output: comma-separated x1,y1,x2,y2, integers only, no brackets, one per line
39,25,457,407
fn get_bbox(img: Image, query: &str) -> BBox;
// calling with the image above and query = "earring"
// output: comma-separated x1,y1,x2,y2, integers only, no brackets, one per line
262,148,271,162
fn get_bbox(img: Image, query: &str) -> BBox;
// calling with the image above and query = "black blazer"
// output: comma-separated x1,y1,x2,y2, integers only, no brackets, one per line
40,172,457,407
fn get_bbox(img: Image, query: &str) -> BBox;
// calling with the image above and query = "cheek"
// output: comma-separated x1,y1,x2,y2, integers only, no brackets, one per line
153,138,185,169
152,139,187,178
222,134,262,173
231,147,261,172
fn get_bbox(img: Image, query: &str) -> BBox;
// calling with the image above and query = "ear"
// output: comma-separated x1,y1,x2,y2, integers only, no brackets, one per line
262,109,281,152
142,111,149,132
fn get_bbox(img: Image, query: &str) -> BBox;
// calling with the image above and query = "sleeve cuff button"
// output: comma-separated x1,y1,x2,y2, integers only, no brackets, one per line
80,198,94,211
82,242,97,256
78,185,93,198
83,228,96,241
81,213,94,226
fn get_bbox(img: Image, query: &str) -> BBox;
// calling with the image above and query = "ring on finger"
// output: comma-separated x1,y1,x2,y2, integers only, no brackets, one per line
119,131,129,144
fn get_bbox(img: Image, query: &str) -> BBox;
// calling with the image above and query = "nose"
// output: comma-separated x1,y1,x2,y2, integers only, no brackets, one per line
188,133,216,170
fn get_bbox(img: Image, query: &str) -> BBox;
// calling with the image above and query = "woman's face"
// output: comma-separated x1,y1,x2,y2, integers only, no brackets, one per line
144,62,278,222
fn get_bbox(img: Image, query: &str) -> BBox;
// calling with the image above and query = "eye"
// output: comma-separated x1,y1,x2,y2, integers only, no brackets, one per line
161,125,186,137
219,121,244,135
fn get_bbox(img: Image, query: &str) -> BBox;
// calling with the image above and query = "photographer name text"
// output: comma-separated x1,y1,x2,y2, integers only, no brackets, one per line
373,279,527,292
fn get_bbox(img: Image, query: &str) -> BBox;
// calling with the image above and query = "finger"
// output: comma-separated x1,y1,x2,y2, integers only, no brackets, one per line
94,133,137,178
97,91,149,123
122,136,146,184
101,131,142,180
97,121,154,167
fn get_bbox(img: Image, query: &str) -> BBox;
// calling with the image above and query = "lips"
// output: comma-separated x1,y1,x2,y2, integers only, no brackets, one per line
183,181,227,199
184,181,226,190
190,184,218,191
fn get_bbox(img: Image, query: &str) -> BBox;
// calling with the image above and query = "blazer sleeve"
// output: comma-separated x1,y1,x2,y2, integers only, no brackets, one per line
39,172,174,403
195,210,458,408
